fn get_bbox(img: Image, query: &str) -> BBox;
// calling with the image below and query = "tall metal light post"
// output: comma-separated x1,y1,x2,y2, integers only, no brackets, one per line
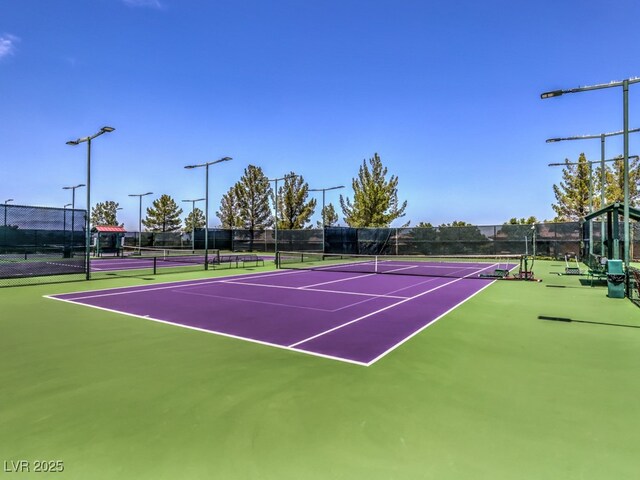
184,157,232,269
182,198,205,252
3,198,13,227
546,128,640,256
66,126,115,280
547,156,634,256
128,192,153,250
542,77,640,270
268,174,299,254
63,184,85,251
63,203,72,243
309,185,344,252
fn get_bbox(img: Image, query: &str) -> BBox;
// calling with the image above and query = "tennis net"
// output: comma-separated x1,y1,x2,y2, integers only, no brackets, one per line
121,246,219,264
276,251,522,279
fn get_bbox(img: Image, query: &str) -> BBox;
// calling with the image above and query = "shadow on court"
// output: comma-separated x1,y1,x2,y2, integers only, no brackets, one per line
538,315,640,329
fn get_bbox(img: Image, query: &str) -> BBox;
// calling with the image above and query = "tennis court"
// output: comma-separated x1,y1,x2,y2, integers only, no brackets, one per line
48,257,515,365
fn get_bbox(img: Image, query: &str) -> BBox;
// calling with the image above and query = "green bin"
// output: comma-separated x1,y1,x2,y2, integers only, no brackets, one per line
606,260,625,299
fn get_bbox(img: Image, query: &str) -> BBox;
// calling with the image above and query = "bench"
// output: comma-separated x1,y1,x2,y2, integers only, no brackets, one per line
586,255,608,286
237,254,264,267
210,254,264,269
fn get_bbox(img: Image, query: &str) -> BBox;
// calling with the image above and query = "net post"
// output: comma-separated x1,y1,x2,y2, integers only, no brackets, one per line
153,256,157,275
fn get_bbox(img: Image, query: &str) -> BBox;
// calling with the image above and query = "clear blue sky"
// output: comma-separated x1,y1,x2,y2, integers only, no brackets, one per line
1,0,640,230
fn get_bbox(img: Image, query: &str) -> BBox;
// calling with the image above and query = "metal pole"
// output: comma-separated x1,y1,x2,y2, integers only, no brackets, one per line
273,178,279,253
601,134,606,257
85,138,91,280
322,189,326,252
191,201,196,253
71,188,75,251
138,196,142,248
623,79,630,269
588,162,593,256
205,163,209,269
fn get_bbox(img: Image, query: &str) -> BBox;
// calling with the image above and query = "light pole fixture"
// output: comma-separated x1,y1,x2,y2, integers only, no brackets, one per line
268,174,299,254
542,77,640,270
182,198,205,252
63,183,85,252
66,126,115,280
309,185,345,252
546,128,640,256
3,198,13,227
128,192,153,250
184,157,232,268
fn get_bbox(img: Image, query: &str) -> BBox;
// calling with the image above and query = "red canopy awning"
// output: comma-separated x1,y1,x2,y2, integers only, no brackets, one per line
95,225,126,233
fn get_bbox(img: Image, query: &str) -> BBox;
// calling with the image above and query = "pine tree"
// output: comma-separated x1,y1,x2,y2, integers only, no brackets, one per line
184,207,205,233
91,201,122,226
315,203,339,228
551,153,591,221
217,187,242,229
506,216,538,225
340,153,407,227
414,221,434,228
142,194,183,232
234,165,273,249
276,173,316,229
605,155,640,206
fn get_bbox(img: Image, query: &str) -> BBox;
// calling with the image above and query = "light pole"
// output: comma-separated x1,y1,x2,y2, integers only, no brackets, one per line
309,185,344,252
66,126,115,279
542,77,640,270
547,156,635,257
182,198,205,252
63,184,85,252
128,192,153,250
63,203,72,246
546,128,640,256
184,157,232,268
268,174,299,254
3,198,13,227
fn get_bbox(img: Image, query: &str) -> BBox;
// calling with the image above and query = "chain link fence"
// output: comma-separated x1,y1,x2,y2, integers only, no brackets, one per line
117,222,597,257
0,204,87,287
6,210,640,288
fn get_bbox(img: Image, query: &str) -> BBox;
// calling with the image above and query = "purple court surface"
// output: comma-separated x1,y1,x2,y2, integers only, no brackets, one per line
47,263,506,366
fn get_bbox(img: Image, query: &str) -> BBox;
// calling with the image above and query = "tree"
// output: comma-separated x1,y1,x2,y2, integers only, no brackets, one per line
184,207,205,233
234,165,273,249
506,216,538,225
276,173,316,229
604,155,640,207
415,221,434,228
217,187,242,229
439,221,472,227
91,201,122,226
340,153,408,227
142,194,183,232
551,153,591,221
316,203,339,228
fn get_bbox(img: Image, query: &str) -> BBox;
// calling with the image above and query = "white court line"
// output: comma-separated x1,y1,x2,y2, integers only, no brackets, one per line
364,277,499,365
298,273,376,289
45,269,305,300
219,280,408,299
381,265,418,273
45,294,368,367
175,289,336,312
288,264,497,348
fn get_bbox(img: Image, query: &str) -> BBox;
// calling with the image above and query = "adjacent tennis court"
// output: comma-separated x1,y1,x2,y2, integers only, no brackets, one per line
48,257,515,365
